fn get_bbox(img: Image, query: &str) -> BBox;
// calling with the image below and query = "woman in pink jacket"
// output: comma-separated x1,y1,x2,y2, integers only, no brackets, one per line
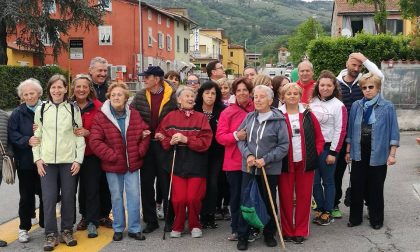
215,77,254,241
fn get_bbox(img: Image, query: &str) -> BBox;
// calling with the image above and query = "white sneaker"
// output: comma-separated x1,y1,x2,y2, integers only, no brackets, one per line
18,229,29,243
156,205,164,220
31,218,38,226
170,230,182,238
191,228,202,238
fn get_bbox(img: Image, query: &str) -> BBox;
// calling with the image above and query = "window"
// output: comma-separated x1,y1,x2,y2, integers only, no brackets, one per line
199,45,206,54
158,14,161,24
166,18,170,28
166,35,172,51
98,26,112,45
230,51,233,57
99,0,112,11
45,0,56,13
177,36,180,52
184,38,189,53
40,27,59,46
148,27,153,47
184,23,188,31
386,19,403,35
158,32,164,49
148,9,152,20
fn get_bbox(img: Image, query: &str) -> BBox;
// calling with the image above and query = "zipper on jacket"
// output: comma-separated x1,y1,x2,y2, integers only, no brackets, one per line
55,105,58,163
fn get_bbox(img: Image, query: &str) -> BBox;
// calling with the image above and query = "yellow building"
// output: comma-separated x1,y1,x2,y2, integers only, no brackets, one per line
6,43,34,66
221,38,245,76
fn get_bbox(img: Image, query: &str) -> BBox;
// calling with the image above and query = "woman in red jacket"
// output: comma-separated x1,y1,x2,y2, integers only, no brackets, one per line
278,83,325,244
156,86,212,239
90,82,150,242
70,74,102,238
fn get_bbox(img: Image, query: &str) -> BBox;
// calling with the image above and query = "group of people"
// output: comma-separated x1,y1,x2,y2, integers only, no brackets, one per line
0,52,400,251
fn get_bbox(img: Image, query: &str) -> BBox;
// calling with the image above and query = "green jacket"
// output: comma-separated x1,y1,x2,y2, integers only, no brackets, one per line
32,101,85,164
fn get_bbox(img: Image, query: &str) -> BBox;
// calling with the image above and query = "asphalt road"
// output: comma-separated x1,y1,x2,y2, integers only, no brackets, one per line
1,132,420,252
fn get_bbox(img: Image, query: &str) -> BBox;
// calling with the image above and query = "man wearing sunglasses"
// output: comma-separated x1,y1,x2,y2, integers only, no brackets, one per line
332,52,384,220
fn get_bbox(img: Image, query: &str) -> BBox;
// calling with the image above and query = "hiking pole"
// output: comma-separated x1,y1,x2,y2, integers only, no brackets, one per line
261,166,286,251
163,145,177,240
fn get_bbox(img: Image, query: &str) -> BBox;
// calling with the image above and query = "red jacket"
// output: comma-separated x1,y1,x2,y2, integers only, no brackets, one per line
80,99,102,156
215,99,254,172
297,79,316,105
89,100,150,173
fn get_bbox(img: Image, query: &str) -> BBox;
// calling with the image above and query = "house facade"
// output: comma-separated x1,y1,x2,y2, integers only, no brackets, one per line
190,28,223,73
221,39,245,76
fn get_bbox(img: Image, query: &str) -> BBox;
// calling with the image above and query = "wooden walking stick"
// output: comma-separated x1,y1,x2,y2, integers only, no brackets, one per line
261,166,286,251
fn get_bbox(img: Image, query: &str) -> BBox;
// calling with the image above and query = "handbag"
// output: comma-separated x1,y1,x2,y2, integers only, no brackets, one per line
344,163,351,207
0,139,16,184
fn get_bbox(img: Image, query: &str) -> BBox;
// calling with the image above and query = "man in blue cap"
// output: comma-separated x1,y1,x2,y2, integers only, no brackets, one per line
131,66,177,233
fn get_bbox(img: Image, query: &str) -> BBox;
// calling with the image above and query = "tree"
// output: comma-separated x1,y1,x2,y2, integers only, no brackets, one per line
0,0,105,65
399,0,420,19
288,17,324,64
348,0,387,33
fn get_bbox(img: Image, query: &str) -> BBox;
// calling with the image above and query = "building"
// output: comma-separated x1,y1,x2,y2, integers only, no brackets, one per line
245,52,262,67
331,0,415,37
221,39,245,76
277,47,290,66
190,28,223,73
6,42,34,67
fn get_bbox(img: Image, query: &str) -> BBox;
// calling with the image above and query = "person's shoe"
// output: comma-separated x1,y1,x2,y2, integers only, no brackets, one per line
87,222,98,238
60,230,77,246
331,207,343,219
227,233,238,241
293,236,304,244
214,208,224,220
170,230,182,238
43,233,58,251
113,232,123,241
263,234,278,247
143,223,159,233
191,228,202,238
347,222,361,227
203,214,218,229
77,218,87,231
156,204,164,220
371,224,383,230
164,222,173,232
31,217,39,226
248,228,261,242
128,232,146,240
99,217,113,228
312,209,323,224
318,212,334,226
0,239,6,247
237,237,248,251
283,236,294,242
18,229,30,243
222,206,231,220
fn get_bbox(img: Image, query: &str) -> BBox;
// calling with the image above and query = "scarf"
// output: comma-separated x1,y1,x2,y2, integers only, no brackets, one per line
179,108,194,118
362,94,379,124
26,100,42,112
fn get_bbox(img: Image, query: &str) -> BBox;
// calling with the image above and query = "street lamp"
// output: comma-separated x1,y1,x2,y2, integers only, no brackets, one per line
254,42,263,68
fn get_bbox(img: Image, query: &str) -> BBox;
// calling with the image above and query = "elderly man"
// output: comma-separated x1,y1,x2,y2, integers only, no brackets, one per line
89,57,109,102
131,66,177,233
243,67,257,82
332,52,384,219
207,60,226,82
296,61,316,105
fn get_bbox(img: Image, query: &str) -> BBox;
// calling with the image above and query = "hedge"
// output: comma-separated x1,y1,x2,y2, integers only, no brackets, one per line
307,33,420,77
0,66,68,109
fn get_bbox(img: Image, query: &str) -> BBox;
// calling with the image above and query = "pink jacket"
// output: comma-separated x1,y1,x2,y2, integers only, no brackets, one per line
216,99,254,172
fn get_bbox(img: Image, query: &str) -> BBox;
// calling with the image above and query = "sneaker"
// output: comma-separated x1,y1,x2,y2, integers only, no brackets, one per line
43,233,58,251
60,230,77,246
156,204,164,220
18,229,29,243
99,217,113,228
248,228,261,243
331,207,343,219
283,236,294,242
77,218,87,231
312,209,322,224
191,228,202,238
31,217,39,226
237,237,249,250
222,207,231,221
293,236,304,244
0,239,6,247
87,223,98,238
263,234,277,247
170,230,182,238
227,232,238,241
214,208,223,220
318,212,334,226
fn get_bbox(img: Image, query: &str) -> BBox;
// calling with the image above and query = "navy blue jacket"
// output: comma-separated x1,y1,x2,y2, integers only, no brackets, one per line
8,103,37,170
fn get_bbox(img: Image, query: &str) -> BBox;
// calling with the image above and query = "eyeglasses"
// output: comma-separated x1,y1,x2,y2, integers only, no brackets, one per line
186,80,199,85
361,85,375,91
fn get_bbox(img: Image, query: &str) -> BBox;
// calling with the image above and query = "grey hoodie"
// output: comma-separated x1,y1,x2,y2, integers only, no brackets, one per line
237,108,289,175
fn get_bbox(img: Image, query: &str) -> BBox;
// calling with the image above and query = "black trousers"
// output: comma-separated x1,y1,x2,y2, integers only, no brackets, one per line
334,143,348,208
217,170,230,208
17,169,44,231
201,154,223,216
141,140,174,226
226,171,242,234
349,160,387,226
238,172,278,239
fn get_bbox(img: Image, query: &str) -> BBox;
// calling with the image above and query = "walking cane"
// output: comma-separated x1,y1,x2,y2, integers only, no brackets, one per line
163,145,177,240
261,166,286,251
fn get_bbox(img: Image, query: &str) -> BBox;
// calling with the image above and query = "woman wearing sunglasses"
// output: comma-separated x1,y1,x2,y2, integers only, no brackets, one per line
345,73,399,230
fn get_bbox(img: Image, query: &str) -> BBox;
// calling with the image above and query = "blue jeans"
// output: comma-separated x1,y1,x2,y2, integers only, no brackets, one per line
313,145,337,213
106,170,141,233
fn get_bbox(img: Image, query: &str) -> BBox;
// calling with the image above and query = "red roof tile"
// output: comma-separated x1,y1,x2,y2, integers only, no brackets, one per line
228,44,244,49
335,0,400,14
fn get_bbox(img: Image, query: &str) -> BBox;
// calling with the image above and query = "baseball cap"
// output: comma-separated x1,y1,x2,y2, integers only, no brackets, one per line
138,66,164,77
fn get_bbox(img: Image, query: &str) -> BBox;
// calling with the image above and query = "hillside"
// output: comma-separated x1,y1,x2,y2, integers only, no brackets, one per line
144,0,333,48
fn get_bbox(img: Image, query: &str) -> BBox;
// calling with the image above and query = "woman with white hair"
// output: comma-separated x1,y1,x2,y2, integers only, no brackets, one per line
8,78,44,243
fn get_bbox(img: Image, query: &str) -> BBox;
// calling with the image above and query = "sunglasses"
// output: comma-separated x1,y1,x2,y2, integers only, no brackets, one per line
186,80,199,85
361,85,375,90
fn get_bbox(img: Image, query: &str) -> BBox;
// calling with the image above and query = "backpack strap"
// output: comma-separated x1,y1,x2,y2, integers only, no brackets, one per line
70,103,78,128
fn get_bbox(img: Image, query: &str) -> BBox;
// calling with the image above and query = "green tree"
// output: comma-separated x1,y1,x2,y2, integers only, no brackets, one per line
348,0,387,33
0,0,105,65
399,0,420,19
288,17,324,64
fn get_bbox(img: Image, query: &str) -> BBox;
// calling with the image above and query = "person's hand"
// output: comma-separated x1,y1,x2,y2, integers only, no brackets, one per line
350,52,367,63
416,137,420,145
326,155,336,165
246,155,256,168
345,153,351,163
170,133,187,145
154,132,164,141
36,160,46,177
71,162,81,176
254,158,265,169
29,136,40,147
32,123,38,132
387,155,396,166
142,130,151,139
236,128,247,141
74,128,89,137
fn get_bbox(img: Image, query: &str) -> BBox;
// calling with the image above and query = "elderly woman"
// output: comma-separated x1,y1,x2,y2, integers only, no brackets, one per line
309,70,347,226
236,85,289,250
253,74,272,88
156,86,212,239
216,77,254,241
90,82,149,242
0,109,9,248
278,83,324,244
345,73,399,230
8,78,44,243
70,74,103,238
194,81,226,229
32,74,85,251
